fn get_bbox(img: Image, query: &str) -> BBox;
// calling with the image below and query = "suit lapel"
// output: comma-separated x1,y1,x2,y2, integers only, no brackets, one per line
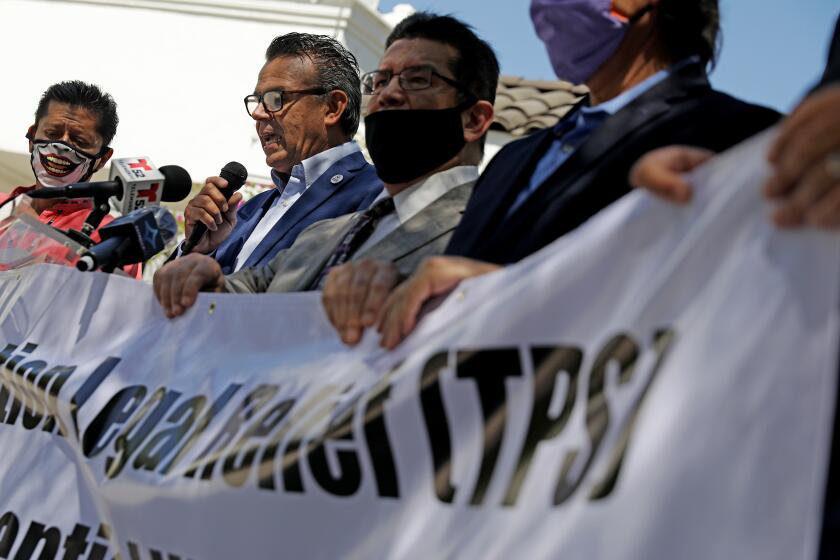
242,151,368,268
561,65,707,183
358,181,474,262
454,127,559,253
281,213,359,292
215,189,277,268
516,63,711,212
464,64,711,260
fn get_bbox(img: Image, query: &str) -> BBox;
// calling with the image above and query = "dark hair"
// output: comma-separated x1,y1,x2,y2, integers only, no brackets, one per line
657,0,721,68
34,81,119,148
385,12,500,105
265,33,362,137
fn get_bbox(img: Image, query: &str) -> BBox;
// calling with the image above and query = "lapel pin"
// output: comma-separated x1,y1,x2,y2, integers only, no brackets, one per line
330,174,344,184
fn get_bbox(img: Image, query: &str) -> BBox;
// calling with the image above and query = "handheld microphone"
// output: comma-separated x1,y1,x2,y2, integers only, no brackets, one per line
28,159,193,214
181,161,248,255
76,206,178,272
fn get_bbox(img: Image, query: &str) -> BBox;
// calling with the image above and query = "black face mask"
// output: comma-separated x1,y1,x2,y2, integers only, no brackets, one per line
364,101,474,184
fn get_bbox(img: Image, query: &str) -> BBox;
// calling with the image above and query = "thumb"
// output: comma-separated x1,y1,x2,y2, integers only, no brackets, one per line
674,147,715,171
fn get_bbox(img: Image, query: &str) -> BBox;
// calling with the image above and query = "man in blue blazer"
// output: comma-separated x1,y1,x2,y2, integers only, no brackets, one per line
180,33,381,273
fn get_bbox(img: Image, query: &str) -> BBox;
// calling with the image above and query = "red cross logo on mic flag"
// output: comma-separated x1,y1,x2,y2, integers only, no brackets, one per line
129,159,153,171
139,183,160,203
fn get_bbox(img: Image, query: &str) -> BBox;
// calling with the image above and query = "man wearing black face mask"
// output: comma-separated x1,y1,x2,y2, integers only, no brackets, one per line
369,0,785,350
1,81,116,241
153,14,498,326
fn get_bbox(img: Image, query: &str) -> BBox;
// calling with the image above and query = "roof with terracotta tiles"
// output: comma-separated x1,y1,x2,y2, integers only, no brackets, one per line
492,76,588,137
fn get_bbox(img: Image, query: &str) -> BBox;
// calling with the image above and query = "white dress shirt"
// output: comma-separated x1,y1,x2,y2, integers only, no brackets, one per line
355,165,478,255
233,141,362,271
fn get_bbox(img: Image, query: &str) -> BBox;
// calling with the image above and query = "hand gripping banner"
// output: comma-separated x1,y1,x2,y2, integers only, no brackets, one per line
0,130,837,559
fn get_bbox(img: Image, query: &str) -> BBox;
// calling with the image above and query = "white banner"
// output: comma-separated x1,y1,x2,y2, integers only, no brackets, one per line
0,131,838,560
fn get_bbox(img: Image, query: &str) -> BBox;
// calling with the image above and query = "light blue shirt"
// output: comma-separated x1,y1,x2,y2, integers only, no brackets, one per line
506,58,699,216
233,141,361,271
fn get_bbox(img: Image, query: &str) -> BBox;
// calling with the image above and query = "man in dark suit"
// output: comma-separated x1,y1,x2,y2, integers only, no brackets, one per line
324,0,781,348
153,14,499,336
629,19,840,228
446,0,779,264
178,33,381,274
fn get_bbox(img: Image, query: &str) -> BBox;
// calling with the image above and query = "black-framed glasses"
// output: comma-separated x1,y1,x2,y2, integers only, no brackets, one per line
244,88,327,116
361,65,476,100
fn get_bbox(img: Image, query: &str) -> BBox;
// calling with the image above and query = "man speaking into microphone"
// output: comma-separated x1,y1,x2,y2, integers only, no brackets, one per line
0,80,141,277
176,33,382,273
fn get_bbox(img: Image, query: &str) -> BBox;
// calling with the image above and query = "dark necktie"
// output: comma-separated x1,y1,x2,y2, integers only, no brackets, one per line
313,196,396,288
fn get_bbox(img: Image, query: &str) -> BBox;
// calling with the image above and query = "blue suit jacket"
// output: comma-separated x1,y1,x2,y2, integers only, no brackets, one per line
214,150,381,274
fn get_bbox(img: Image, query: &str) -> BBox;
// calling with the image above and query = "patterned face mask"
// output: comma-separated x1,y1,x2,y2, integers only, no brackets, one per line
29,139,103,188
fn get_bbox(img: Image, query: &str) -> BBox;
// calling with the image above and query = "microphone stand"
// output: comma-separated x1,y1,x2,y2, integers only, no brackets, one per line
65,193,111,249
82,193,112,236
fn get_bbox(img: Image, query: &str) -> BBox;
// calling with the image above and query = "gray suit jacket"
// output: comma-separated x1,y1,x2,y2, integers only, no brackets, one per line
223,180,474,293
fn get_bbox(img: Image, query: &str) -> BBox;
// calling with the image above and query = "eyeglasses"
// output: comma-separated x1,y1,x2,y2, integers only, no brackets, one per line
361,65,476,100
243,88,327,116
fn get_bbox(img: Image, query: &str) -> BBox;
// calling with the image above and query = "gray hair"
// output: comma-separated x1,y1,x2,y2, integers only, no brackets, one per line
265,33,362,137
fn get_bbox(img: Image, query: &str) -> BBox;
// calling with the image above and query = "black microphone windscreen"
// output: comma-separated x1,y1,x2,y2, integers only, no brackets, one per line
159,165,193,202
179,161,247,255
219,161,248,190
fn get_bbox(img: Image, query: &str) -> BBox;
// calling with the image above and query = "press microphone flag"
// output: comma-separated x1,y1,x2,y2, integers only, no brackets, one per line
110,157,166,214
76,206,178,272
27,158,193,215
109,158,193,214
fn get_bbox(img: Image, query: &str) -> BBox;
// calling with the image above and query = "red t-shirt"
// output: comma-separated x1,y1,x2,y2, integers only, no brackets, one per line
0,186,142,278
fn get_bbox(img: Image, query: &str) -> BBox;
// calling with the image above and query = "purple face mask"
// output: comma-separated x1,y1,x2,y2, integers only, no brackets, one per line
531,0,649,84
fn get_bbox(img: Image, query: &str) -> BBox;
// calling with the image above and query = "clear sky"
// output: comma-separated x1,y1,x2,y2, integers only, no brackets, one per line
378,0,838,113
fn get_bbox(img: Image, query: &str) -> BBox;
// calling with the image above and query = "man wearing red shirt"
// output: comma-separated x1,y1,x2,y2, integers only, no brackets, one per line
1,81,140,277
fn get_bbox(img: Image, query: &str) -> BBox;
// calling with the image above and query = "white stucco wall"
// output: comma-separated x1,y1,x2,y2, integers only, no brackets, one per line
0,0,404,185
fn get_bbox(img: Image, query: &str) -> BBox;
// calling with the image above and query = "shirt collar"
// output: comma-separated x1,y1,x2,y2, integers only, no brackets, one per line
270,141,361,191
374,165,478,225
582,56,702,117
